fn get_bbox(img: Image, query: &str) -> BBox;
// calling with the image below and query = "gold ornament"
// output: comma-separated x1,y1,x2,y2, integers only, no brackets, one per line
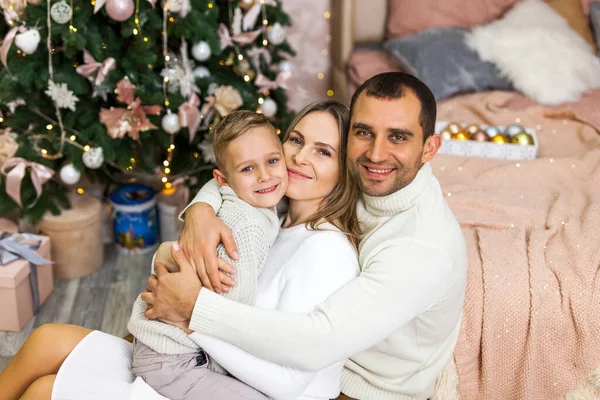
246,69,256,81
452,131,469,141
224,52,235,66
511,132,534,146
491,134,509,144
232,59,251,76
239,0,255,10
439,129,452,140
471,130,490,142
465,124,480,135
446,122,462,134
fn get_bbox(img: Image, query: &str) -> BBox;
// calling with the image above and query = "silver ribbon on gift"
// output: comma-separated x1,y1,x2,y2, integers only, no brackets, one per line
0,232,53,313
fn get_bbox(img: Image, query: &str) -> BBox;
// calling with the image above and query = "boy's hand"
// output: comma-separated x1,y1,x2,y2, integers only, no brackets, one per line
160,318,194,334
155,241,179,272
179,202,237,294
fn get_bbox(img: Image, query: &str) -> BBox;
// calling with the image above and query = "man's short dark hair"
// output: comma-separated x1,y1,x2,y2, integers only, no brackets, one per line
350,72,437,141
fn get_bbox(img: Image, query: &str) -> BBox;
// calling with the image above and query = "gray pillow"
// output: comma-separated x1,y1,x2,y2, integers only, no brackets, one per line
591,2,600,57
383,27,512,100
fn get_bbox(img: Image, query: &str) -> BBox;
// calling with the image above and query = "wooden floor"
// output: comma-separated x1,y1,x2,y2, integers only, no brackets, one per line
0,245,154,372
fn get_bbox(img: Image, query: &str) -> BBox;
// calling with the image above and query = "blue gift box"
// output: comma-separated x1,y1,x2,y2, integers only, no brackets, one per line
110,184,158,255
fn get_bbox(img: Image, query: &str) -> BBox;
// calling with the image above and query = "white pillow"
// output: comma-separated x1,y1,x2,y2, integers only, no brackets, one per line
465,0,600,105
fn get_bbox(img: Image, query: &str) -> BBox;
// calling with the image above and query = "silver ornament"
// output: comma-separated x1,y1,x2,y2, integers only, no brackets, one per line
193,66,211,79
82,147,104,169
504,124,526,137
486,126,502,137
259,97,278,118
51,0,72,24
267,23,286,46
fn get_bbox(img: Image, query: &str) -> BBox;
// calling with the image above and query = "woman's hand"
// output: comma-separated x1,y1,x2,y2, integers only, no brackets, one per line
178,202,237,294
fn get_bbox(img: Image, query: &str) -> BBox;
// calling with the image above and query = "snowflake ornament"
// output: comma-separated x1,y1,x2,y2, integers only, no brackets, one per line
45,80,79,111
160,42,199,98
198,136,216,164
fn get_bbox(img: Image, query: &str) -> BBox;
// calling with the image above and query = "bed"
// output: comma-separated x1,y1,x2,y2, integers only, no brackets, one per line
329,1,600,399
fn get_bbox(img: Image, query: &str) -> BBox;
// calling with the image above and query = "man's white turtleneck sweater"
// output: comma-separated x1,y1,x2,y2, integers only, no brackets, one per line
184,163,467,400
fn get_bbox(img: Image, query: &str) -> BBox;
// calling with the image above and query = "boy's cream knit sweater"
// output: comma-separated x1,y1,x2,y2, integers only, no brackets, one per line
127,185,280,357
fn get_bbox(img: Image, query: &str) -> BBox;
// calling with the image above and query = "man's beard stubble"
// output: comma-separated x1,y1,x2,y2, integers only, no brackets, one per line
349,153,423,197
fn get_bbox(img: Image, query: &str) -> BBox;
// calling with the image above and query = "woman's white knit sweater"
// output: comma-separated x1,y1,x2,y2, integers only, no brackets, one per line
127,185,280,355
184,163,467,400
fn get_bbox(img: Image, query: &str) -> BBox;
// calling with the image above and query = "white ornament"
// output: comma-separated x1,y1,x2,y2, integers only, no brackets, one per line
267,23,286,46
50,0,72,24
278,60,293,73
14,29,40,55
191,41,211,62
207,82,219,95
82,147,104,169
193,66,211,79
60,163,81,185
165,0,191,17
260,97,277,118
45,80,79,111
161,112,181,134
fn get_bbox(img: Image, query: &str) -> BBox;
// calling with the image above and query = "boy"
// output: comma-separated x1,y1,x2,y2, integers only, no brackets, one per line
127,110,288,399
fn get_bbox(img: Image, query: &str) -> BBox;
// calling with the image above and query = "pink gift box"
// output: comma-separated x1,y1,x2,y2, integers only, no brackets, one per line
0,233,54,332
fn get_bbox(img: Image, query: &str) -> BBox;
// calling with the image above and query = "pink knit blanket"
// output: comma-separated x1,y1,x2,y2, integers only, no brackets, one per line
432,91,600,400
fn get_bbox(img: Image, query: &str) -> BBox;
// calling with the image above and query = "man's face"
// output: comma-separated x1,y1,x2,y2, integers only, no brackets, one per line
348,92,440,197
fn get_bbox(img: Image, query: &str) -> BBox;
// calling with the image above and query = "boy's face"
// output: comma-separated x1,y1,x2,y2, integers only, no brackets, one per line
214,126,288,208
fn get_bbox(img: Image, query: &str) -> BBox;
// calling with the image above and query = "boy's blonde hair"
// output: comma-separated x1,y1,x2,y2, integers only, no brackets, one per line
212,110,276,171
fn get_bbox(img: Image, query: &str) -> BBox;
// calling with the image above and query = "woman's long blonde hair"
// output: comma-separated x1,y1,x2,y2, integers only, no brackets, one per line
281,100,362,251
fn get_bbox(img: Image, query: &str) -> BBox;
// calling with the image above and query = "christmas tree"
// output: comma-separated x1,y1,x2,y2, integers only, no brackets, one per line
0,0,295,224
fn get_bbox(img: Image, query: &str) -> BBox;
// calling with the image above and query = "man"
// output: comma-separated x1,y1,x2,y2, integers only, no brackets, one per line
143,72,467,399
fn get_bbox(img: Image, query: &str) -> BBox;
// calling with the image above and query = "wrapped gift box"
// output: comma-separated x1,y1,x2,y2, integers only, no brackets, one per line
436,121,539,160
0,232,54,332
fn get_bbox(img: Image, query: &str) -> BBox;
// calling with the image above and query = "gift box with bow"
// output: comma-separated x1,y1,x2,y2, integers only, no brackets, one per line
0,231,54,332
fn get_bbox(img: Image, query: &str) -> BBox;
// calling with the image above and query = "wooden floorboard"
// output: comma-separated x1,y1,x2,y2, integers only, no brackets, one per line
0,244,154,372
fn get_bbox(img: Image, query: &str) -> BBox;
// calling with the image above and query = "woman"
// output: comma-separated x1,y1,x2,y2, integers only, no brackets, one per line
0,100,362,400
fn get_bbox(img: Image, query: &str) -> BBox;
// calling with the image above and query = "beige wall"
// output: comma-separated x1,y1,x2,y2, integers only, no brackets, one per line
281,0,332,111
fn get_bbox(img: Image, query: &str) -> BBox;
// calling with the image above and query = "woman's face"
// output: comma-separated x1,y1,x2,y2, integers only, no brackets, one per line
283,111,341,203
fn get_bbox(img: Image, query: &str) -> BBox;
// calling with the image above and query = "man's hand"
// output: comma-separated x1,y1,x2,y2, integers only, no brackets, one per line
143,242,201,322
179,202,237,294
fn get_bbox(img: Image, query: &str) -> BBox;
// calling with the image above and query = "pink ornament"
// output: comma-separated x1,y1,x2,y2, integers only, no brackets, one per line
105,0,134,21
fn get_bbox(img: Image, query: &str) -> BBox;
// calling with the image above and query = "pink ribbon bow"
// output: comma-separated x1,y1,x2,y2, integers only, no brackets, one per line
76,49,117,86
178,92,202,143
1,25,27,71
1,157,54,208
247,47,272,71
255,70,291,92
242,0,277,31
217,23,261,51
